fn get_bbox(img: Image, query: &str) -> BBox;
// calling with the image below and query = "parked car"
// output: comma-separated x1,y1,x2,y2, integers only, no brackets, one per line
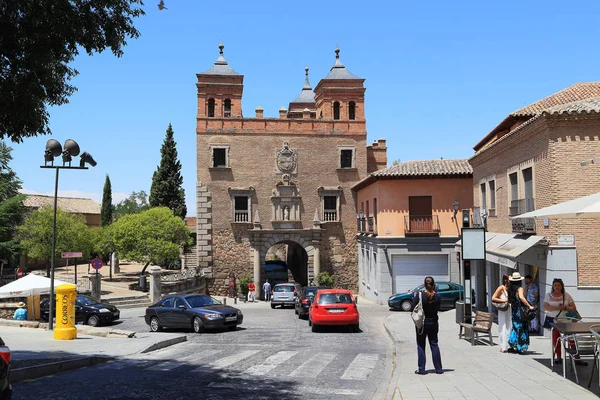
40,295,120,326
271,283,301,309
387,281,464,311
145,294,243,333
295,286,326,319
308,289,359,332
0,337,12,400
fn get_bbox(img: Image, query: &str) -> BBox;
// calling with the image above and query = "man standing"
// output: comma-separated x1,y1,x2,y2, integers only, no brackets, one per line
248,280,256,303
525,275,539,332
263,280,271,302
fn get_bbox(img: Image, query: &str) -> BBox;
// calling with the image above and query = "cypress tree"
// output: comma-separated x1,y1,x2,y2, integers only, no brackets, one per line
101,174,113,226
149,123,187,219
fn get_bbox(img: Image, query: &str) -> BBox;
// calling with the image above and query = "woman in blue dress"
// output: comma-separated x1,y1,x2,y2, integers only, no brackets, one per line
508,272,535,354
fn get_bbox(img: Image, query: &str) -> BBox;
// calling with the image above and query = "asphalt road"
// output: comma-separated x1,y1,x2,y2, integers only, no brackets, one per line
13,300,394,400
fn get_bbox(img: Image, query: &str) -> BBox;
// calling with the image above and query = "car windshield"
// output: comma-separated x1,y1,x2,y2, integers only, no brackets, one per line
186,295,220,308
317,293,353,304
303,288,319,298
274,285,294,292
78,296,98,306
410,285,424,293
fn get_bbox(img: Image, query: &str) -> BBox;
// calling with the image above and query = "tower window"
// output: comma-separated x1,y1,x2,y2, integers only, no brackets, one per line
224,99,232,118
210,144,230,168
333,101,340,120
349,101,356,120
208,98,215,117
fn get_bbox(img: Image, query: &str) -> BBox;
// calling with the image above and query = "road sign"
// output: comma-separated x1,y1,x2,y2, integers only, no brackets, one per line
91,257,103,270
16,268,23,279
61,252,83,258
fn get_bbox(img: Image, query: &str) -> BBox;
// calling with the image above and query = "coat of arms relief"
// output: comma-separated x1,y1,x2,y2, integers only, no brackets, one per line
276,142,298,177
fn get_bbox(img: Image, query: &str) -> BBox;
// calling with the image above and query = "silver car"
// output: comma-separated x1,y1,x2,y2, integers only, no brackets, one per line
271,283,299,309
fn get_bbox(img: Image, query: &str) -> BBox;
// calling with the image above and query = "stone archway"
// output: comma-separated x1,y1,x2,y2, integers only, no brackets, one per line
265,240,309,286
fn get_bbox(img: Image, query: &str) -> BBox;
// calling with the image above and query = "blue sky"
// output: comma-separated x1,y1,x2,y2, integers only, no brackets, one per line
8,1,600,216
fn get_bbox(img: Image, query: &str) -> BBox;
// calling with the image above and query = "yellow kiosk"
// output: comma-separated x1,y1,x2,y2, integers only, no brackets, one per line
54,283,77,340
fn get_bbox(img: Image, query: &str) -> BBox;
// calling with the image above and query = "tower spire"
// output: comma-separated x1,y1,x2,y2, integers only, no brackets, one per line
303,66,311,90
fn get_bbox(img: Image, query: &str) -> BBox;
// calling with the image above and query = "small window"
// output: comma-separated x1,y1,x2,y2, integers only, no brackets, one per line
480,183,487,210
224,99,231,118
213,148,227,167
208,98,215,118
489,180,496,210
340,150,353,168
333,101,340,120
349,101,356,120
234,196,249,222
324,196,337,221
318,186,342,222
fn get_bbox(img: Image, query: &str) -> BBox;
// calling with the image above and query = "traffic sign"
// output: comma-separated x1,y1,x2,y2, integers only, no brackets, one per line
61,252,83,259
16,268,23,279
91,258,103,270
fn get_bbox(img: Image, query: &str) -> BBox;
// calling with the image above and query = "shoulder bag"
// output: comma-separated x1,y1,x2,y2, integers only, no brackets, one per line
411,292,424,334
492,301,509,311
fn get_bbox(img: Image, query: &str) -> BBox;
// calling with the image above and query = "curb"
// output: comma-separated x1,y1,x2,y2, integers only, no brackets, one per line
139,335,187,354
11,356,113,383
383,314,401,343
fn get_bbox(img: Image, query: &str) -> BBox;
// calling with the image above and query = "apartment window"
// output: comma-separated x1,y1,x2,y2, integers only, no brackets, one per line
318,186,342,222
480,183,487,211
224,99,231,118
488,180,496,216
324,196,337,221
349,101,356,120
509,172,518,216
207,98,215,117
523,167,534,212
228,187,254,223
333,101,340,120
338,146,356,169
210,145,229,168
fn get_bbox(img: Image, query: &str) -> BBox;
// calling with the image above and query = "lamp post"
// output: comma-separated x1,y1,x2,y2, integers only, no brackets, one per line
41,139,97,330
357,209,364,232
452,200,460,221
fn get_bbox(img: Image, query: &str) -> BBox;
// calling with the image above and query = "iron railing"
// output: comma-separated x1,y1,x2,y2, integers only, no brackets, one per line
161,267,204,282
404,215,440,235
509,198,535,216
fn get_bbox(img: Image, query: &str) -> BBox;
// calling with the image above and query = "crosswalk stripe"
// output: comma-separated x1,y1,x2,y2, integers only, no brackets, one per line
290,353,336,378
145,360,182,371
244,351,299,376
341,353,379,380
211,350,260,369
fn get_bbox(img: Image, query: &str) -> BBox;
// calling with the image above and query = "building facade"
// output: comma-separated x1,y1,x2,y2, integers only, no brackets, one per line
468,83,600,321
353,160,473,305
194,44,386,296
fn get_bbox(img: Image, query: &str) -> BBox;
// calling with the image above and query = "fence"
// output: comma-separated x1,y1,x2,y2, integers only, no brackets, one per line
160,267,204,283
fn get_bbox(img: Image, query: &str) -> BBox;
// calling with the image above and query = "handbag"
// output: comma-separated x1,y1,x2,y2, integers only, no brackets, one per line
411,292,424,334
543,315,555,329
492,301,509,311
520,304,537,322
566,309,582,321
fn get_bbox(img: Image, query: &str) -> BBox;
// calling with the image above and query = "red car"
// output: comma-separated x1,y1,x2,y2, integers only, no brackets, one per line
308,289,360,333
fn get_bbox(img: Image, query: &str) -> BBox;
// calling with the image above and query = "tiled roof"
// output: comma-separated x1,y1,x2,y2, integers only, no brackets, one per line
373,159,473,177
24,195,101,214
198,43,240,76
543,96,600,115
322,48,360,80
511,82,600,116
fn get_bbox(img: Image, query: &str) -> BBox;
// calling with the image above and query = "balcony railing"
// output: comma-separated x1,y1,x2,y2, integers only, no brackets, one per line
234,211,249,222
323,210,337,222
509,198,535,216
356,216,376,234
404,215,440,235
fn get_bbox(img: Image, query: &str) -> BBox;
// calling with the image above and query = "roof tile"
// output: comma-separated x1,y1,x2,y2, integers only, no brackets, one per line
23,195,101,214
373,159,473,178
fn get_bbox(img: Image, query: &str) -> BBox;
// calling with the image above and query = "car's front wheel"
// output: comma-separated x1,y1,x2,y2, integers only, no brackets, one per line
193,316,204,333
86,315,100,327
401,300,412,312
150,316,162,332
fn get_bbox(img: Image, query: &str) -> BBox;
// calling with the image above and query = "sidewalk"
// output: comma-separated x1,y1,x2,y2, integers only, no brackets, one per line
383,308,598,399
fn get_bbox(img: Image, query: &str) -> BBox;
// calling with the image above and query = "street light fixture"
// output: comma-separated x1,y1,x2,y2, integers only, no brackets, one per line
41,139,97,330
452,200,461,221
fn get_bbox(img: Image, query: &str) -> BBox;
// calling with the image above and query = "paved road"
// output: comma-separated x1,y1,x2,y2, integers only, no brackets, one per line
13,301,394,399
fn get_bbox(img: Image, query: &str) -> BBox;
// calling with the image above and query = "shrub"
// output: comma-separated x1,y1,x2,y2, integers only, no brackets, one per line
238,275,251,296
316,272,335,288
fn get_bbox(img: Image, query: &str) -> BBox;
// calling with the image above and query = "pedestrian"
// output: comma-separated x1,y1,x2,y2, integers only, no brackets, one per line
13,301,27,321
507,272,535,354
543,278,586,365
247,280,256,303
524,275,539,333
309,278,316,287
263,280,271,302
492,274,511,353
411,276,443,375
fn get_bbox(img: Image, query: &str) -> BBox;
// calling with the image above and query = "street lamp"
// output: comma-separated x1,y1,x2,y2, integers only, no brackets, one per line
452,200,461,221
41,139,97,330
357,209,365,232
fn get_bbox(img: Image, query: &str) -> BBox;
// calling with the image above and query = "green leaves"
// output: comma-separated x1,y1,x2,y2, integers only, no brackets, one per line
101,174,113,227
0,141,25,261
113,190,149,221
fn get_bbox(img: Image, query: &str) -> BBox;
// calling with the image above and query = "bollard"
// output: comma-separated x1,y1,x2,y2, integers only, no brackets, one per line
222,297,227,305
234,297,237,304
54,283,77,340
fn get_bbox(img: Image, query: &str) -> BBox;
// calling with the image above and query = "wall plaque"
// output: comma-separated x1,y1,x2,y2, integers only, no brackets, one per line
557,234,575,246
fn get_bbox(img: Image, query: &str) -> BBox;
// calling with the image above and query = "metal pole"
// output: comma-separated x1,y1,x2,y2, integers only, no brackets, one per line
74,258,77,285
49,167,59,331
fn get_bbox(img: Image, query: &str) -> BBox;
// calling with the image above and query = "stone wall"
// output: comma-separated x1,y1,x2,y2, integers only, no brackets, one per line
321,226,358,292
208,228,252,295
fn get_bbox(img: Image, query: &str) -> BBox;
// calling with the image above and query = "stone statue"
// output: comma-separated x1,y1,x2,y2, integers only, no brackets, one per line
283,206,290,221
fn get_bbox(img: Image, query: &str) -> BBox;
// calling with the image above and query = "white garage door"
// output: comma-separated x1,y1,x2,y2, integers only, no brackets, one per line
392,254,449,294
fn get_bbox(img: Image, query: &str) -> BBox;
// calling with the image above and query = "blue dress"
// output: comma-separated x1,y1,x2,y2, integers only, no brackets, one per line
508,295,529,353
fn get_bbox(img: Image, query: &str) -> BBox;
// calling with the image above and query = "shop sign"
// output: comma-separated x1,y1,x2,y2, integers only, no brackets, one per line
556,234,575,246
512,217,536,234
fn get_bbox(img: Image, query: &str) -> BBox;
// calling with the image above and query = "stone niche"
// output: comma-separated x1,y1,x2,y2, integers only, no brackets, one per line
271,177,302,230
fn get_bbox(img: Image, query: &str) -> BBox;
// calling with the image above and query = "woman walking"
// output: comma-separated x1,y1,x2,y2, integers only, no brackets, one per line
492,274,511,353
411,276,443,375
507,272,535,354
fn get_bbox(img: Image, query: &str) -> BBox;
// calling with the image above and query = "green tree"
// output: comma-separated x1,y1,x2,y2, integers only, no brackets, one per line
101,175,113,227
109,207,191,270
113,190,149,221
1,0,145,143
149,124,187,219
17,207,93,275
316,271,335,288
0,142,26,262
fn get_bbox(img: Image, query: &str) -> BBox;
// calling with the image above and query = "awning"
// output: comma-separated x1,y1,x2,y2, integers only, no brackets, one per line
513,192,600,219
454,232,513,252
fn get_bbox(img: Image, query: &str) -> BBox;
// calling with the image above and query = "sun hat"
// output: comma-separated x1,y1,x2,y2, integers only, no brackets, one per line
509,272,525,282
17,301,26,307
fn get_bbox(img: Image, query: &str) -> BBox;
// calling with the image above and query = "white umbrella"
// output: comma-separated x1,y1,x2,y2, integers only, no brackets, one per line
0,274,68,299
512,192,600,219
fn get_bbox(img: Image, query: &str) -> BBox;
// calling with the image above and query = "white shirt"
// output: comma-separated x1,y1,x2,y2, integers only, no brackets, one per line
544,292,572,318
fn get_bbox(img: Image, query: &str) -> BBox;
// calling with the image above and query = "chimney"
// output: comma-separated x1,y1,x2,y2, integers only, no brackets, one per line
302,108,311,119
255,106,264,119
279,107,287,119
